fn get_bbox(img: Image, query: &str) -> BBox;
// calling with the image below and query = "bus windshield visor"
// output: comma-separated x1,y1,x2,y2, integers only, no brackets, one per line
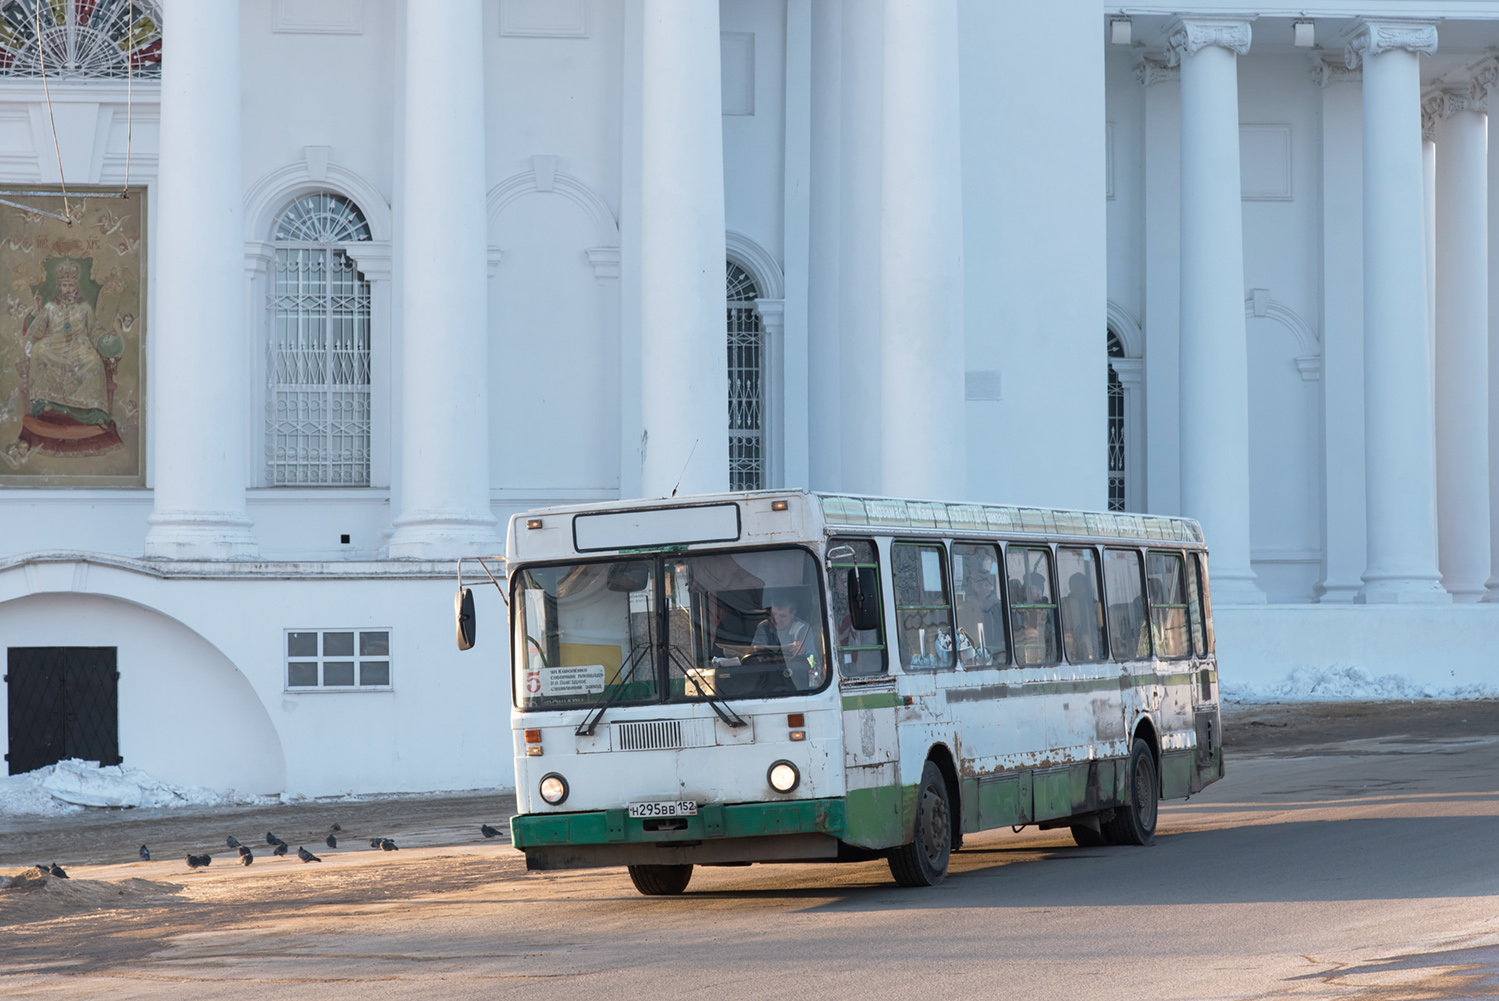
512,548,827,710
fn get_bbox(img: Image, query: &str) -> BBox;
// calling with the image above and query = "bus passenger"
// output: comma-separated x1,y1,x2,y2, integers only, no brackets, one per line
955,554,1004,666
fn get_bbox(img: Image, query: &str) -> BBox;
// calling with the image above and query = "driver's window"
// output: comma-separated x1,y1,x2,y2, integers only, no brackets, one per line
892,542,956,671
829,537,888,677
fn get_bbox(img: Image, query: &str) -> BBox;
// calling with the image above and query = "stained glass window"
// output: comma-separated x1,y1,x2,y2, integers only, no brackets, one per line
267,193,372,487
0,1,162,79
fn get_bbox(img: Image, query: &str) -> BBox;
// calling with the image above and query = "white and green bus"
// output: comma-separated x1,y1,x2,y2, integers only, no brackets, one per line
461,491,1222,895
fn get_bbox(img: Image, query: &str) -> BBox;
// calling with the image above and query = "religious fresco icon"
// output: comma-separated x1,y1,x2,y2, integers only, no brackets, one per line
0,190,145,485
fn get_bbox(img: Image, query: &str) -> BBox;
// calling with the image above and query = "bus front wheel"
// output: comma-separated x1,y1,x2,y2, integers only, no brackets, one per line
1102,738,1159,846
627,863,693,895
888,760,952,887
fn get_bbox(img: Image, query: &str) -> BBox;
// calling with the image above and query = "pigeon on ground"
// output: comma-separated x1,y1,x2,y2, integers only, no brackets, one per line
48,863,68,878
272,842,288,857
380,838,398,851
139,845,150,861
325,834,337,849
266,832,286,848
368,839,382,848
240,850,253,866
297,846,322,863
227,836,241,849
329,823,341,832
480,824,501,839
186,854,208,869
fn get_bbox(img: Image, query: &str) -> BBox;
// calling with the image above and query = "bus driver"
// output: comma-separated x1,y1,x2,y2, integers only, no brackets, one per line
751,588,822,688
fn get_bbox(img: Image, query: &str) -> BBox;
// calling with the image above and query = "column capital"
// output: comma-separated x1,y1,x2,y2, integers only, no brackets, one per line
1165,18,1251,67
1438,87,1487,119
753,297,786,334
1345,19,1437,70
1311,56,1360,89
1134,57,1178,87
1471,57,1499,105
1422,90,1444,142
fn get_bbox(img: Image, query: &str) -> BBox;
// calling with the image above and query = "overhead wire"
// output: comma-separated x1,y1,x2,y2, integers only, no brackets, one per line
35,0,70,224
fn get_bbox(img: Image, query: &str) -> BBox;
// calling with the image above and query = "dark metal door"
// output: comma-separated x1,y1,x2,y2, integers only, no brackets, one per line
6,647,120,775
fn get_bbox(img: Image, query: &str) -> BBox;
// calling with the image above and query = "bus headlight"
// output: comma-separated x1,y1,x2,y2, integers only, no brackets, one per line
539,773,569,805
767,760,800,794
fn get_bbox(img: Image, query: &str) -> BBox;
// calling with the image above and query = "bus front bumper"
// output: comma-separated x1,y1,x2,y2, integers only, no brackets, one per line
510,798,847,871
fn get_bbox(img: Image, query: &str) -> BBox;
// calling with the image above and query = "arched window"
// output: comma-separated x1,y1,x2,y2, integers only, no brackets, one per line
1107,330,1126,511
726,262,764,491
0,1,162,78
267,193,372,486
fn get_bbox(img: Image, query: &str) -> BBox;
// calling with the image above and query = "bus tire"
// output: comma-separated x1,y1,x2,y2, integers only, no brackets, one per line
1103,738,1159,846
627,863,693,895
887,760,952,887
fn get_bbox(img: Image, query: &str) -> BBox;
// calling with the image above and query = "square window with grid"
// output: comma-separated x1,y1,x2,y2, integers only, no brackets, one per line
285,629,392,691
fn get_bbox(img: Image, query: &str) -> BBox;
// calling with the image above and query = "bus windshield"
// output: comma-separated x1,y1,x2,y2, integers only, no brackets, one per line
513,547,828,711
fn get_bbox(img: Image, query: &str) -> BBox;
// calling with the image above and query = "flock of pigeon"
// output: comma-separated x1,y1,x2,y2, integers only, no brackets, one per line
33,822,509,878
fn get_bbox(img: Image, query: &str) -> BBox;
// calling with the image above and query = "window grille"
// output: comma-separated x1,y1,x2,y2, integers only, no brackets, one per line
0,1,162,79
285,628,391,691
267,193,372,486
1107,330,1126,512
726,261,764,492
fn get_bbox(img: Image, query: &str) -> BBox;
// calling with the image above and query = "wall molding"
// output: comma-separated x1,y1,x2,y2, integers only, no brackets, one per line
1246,289,1319,356
1106,300,1144,359
244,156,392,242
726,230,784,300
487,160,620,249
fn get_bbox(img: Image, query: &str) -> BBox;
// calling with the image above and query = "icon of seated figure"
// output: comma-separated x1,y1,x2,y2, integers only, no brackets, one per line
16,257,127,458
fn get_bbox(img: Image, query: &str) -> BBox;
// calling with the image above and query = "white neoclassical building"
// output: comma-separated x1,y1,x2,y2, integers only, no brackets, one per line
0,0,1497,796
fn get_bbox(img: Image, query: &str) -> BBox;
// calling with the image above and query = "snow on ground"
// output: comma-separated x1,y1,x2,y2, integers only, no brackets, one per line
0,759,279,818
1224,664,1499,703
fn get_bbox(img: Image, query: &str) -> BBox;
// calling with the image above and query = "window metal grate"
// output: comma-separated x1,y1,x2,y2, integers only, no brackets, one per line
726,262,763,492
267,193,372,486
0,1,162,79
1107,330,1126,512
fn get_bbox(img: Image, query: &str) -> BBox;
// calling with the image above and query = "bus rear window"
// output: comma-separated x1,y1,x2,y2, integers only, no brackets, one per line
1146,551,1191,660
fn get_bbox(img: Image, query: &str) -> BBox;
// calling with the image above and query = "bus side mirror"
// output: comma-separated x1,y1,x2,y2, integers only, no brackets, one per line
848,567,881,632
456,587,476,650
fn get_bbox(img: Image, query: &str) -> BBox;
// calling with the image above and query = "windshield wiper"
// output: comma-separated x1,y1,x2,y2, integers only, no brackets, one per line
665,644,747,728
575,641,653,737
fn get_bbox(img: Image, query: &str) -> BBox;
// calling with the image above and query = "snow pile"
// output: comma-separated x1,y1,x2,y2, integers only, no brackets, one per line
0,759,278,817
1224,664,1499,702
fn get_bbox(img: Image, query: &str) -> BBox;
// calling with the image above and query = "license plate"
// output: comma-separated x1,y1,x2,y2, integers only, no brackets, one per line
627,801,697,819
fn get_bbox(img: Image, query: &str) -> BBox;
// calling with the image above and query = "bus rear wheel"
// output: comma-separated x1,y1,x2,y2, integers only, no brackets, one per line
1102,738,1158,846
627,863,694,895
888,761,952,887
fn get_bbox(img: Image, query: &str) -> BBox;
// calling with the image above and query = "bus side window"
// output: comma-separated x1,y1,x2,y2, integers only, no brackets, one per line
1193,552,1214,655
891,542,956,671
829,538,888,677
952,542,1007,667
1058,547,1108,664
1006,546,1060,666
1145,551,1191,659
1103,548,1150,661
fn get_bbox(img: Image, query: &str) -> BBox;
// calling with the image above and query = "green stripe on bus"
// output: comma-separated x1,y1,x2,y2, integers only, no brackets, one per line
510,798,846,848
841,692,903,710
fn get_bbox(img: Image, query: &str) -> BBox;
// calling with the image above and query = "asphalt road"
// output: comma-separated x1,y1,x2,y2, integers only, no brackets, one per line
4,704,1499,1000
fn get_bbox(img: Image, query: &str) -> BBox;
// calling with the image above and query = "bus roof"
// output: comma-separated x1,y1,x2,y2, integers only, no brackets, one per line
505,490,1204,563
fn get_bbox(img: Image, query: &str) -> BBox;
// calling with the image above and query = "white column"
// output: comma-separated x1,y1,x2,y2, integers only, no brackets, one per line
386,0,499,557
755,298,786,488
1487,59,1499,601
838,0,882,494
638,0,728,498
879,0,965,501
1347,20,1448,603
1314,58,1367,602
1168,18,1262,603
144,0,256,559
1435,80,1492,601
807,0,842,491
1111,357,1145,513
782,0,812,490
1138,59,1182,515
